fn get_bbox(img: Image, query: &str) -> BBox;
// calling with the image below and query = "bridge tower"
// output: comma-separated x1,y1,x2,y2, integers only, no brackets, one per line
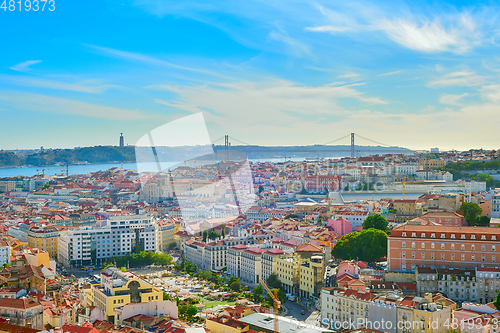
224,135,229,162
350,133,355,158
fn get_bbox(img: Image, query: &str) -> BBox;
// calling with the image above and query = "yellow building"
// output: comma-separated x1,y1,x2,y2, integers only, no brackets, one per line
27,225,59,258
412,293,453,333
276,244,325,299
92,266,163,322
158,220,178,251
206,315,250,333
419,156,445,170
24,249,50,268
276,254,298,295
299,255,323,298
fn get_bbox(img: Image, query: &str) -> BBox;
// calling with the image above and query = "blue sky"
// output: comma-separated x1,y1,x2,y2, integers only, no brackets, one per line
1,0,499,150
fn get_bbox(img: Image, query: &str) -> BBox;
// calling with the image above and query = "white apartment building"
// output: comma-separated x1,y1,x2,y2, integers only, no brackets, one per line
240,247,264,284
395,163,418,176
57,215,158,268
261,248,285,284
227,244,247,278
332,210,369,231
491,193,500,219
320,287,372,324
0,241,11,266
204,240,227,272
184,241,205,269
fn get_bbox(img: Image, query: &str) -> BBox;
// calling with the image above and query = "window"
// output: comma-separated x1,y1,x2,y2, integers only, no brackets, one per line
412,252,415,259
451,254,455,260
461,234,466,239
431,233,436,238
471,255,475,261
451,234,455,239
441,233,446,238
431,243,435,249
421,252,425,259
441,253,445,260
402,251,406,258
493,246,496,252
421,242,425,248
482,255,486,262
461,254,465,261
412,242,416,248
482,245,486,251
441,243,445,249
451,244,455,250
431,253,435,259
402,241,406,247
493,255,496,263
482,235,486,240
461,244,465,251
493,236,497,240
402,232,407,237
472,245,475,251
421,233,426,238
412,232,417,237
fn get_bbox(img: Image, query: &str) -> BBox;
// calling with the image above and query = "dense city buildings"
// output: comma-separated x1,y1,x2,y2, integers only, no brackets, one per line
0,149,498,332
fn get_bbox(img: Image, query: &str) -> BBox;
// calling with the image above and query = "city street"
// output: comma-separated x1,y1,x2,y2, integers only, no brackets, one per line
283,300,320,324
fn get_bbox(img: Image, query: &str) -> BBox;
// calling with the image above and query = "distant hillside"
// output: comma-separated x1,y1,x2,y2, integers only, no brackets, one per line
0,144,414,168
0,152,24,167
0,146,135,167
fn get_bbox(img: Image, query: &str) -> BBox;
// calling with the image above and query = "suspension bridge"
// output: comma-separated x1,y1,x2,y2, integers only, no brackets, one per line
211,133,410,159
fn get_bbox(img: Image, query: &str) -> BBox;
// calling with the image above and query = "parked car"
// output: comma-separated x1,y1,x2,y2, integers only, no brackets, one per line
301,310,305,315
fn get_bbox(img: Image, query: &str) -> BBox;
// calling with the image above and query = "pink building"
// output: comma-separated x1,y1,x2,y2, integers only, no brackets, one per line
419,211,465,226
453,303,500,333
328,218,352,236
337,260,359,278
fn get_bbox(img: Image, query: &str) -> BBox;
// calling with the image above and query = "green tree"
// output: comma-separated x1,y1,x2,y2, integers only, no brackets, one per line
265,288,286,305
460,202,483,226
202,231,208,243
362,214,389,232
203,270,212,281
472,173,495,188
163,292,171,301
252,285,264,302
228,276,240,286
208,231,219,241
230,280,241,292
186,304,198,316
266,273,282,289
477,216,491,226
221,225,226,239
357,229,388,262
495,290,500,310
332,229,387,262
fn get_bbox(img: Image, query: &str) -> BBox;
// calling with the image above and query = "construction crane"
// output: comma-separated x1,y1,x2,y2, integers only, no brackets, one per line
402,176,406,200
259,279,280,333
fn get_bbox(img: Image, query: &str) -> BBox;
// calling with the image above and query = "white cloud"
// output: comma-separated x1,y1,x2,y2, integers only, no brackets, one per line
0,75,121,94
85,44,233,80
338,73,359,79
305,4,486,54
268,31,311,57
10,60,42,72
428,71,484,87
379,16,478,53
378,70,404,77
0,91,149,121
149,79,388,131
479,84,500,103
305,26,352,33
439,93,471,106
